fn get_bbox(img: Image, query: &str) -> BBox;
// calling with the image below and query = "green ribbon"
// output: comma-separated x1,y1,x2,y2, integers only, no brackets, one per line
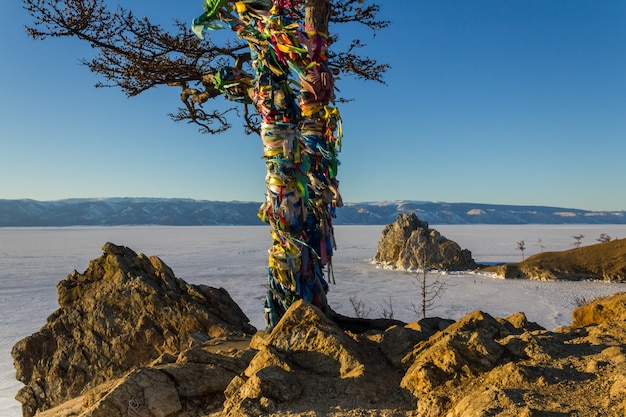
192,0,231,38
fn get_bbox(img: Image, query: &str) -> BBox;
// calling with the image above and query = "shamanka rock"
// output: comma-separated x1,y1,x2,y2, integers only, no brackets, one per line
374,213,477,270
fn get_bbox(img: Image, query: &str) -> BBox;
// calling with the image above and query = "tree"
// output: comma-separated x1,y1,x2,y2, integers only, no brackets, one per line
24,0,388,133
537,238,545,253
597,233,612,243
572,234,585,248
24,0,389,329
516,240,526,261
410,251,447,319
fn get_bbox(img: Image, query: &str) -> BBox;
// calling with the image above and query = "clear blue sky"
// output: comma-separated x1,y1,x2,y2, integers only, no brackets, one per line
1,1,625,211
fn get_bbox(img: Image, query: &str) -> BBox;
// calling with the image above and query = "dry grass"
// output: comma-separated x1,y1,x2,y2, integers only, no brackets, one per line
522,238,626,280
482,238,626,281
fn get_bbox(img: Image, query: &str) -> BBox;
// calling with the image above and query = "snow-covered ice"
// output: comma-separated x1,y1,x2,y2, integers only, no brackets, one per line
2,224,626,415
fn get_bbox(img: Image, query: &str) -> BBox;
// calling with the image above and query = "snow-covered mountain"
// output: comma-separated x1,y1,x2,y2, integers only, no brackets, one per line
0,198,624,227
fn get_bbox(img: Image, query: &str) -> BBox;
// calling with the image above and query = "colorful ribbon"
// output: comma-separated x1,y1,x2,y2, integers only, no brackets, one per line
194,0,342,330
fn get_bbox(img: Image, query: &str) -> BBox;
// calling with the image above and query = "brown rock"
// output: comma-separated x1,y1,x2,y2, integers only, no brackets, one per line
447,386,530,417
262,299,366,378
86,367,182,417
374,213,477,271
378,318,452,369
11,243,255,417
224,300,412,416
236,365,302,403
572,291,626,327
500,330,565,362
401,311,517,395
503,312,545,332
482,362,539,388
610,374,626,400
33,335,254,417
496,264,527,279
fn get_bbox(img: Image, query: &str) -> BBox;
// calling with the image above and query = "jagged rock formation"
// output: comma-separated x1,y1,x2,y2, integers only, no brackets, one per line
572,291,626,327
12,244,626,416
11,243,255,417
222,300,406,416
489,238,626,281
374,213,477,270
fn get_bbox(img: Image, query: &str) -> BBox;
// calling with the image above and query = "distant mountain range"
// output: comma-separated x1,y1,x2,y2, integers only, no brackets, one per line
0,198,624,227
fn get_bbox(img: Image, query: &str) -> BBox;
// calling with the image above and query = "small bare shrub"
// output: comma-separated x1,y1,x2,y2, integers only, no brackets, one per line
380,296,394,319
572,296,591,308
572,234,585,248
517,240,526,261
537,238,546,252
349,295,371,318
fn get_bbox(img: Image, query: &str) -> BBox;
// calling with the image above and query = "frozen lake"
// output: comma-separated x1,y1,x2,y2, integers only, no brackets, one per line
2,224,626,415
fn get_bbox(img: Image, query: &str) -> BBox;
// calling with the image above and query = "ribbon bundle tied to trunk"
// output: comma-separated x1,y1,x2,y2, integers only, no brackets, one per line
194,0,342,330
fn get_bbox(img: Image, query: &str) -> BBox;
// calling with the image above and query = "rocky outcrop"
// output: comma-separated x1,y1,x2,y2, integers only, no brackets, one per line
13,245,626,417
33,338,257,417
487,238,626,281
374,213,477,270
494,263,526,279
222,300,413,416
11,242,255,417
572,291,626,327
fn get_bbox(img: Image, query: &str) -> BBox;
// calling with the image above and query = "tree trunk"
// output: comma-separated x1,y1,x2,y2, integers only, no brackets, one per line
305,0,331,33
229,1,341,331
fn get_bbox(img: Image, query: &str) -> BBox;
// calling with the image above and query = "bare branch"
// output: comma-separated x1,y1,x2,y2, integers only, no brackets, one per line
330,46,390,84
168,106,234,135
23,0,389,133
349,295,372,319
23,0,249,131
329,0,389,32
